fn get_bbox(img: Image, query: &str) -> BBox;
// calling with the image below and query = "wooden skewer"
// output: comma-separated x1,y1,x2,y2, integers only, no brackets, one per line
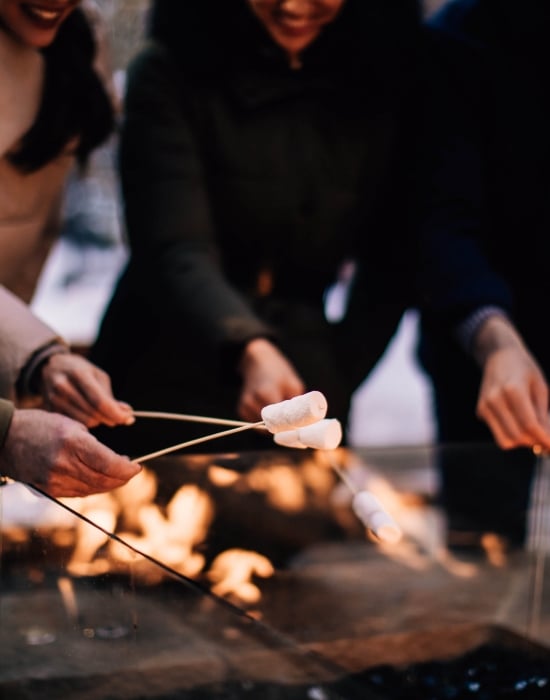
132,410,253,429
133,421,265,464
329,459,358,495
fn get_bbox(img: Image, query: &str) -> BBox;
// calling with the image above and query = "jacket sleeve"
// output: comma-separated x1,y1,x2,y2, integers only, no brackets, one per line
417,27,513,329
0,285,66,399
119,44,273,349
0,398,14,452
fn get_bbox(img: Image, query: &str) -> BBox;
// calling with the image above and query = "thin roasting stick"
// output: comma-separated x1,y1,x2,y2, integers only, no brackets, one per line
527,449,550,639
131,392,329,454
330,459,359,495
133,421,265,463
131,392,329,462
132,410,252,429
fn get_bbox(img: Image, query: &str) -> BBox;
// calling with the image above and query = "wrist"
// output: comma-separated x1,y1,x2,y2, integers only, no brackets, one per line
472,315,525,367
455,306,510,356
239,337,274,372
19,343,70,396
0,398,15,447
0,399,15,483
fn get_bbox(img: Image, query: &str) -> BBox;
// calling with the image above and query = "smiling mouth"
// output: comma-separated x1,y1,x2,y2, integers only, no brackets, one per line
276,19,319,37
21,2,74,27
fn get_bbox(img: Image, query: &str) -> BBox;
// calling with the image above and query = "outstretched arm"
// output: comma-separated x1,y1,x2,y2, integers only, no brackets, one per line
120,44,272,347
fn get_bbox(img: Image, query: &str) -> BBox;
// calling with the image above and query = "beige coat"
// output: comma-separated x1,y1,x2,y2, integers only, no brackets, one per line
0,27,76,305
0,3,113,401
0,28,74,399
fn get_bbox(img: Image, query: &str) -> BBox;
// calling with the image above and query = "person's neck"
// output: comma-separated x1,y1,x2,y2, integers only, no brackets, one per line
0,27,44,160
287,51,303,70
0,21,30,51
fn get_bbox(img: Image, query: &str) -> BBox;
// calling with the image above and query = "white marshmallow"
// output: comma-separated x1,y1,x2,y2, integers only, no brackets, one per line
273,419,342,450
273,431,308,449
352,491,402,544
261,391,328,434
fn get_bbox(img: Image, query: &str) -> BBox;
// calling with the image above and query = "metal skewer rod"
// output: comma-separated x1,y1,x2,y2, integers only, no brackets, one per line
132,410,252,429
527,448,550,639
132,421,265,464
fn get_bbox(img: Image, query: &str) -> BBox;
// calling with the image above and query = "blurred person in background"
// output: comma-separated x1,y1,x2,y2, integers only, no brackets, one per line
0,0,140,496
418,0,550,549
91,0,435,457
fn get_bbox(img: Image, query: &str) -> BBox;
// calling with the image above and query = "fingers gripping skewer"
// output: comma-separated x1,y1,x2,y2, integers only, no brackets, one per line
132,391,328,463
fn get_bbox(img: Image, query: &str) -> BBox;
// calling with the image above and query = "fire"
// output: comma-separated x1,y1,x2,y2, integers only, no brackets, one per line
0,450,416,606
207,549,275,604
67,476,216,584
59,466,276,601
246,464,307,512
208,465,240,487
206,451,338,514
67,493,117,576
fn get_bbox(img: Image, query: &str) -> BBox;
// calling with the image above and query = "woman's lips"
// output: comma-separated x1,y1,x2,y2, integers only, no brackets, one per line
20,2,74,30
276,19,319,37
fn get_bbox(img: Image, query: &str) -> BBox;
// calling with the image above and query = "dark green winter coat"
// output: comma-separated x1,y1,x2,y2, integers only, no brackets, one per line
91,0,426,456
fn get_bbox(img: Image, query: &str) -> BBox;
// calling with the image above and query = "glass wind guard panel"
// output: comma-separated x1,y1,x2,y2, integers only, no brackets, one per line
2,445,550,698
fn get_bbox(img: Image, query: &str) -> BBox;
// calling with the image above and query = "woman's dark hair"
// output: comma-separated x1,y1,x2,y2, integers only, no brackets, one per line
8,7,114,173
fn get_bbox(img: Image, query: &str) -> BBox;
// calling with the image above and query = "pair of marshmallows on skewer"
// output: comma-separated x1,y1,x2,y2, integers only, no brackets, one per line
132,391,401,544
260,390,342,450
260,391,401,544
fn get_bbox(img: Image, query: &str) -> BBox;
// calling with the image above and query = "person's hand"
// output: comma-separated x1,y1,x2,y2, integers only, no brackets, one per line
0,409,141,498
474,316,550,450
39,353,134,428
237,338,306,422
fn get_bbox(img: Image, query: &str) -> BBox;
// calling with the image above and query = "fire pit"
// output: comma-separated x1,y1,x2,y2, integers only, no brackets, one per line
1,445,549,698
352,634,550,698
